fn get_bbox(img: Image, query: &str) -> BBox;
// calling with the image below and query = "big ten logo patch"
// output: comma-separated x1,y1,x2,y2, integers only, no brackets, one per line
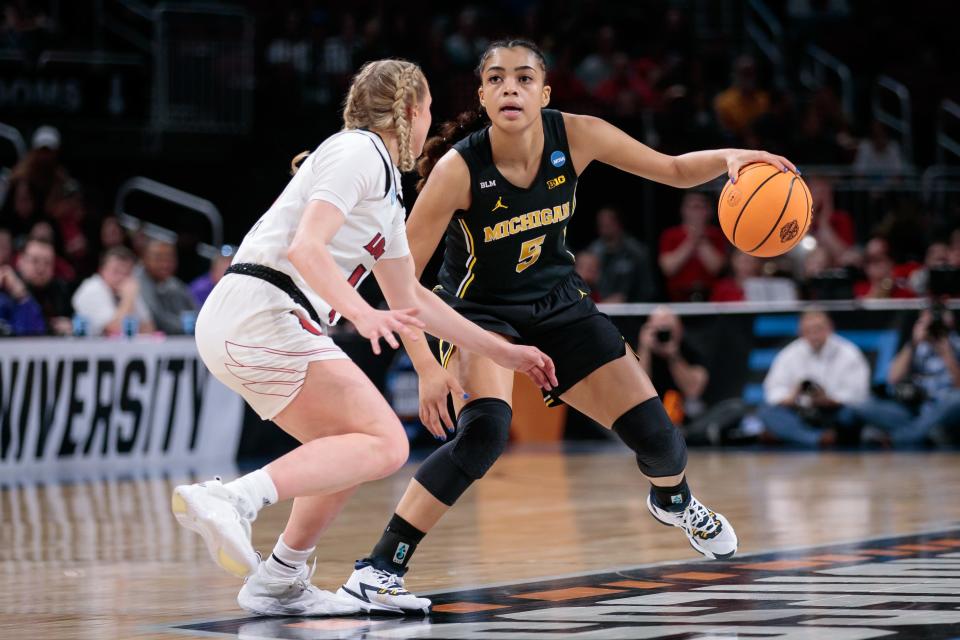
546,174,566,190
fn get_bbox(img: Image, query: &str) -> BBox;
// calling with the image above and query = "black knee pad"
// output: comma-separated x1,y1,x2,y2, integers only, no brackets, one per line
450,398,512,477
612,397,688,478
413,398,512,506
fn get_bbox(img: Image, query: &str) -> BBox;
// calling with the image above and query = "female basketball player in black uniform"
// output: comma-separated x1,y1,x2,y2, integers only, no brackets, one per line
339,40,797,613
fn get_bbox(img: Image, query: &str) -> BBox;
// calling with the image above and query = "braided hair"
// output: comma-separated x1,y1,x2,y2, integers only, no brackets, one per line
291,59,427,174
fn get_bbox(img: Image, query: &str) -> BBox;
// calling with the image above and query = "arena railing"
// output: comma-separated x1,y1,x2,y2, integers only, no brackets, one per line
937,99,960,163
744,0,785,85
802,45,854,123
873,75,913,164
0,121,26,162
114,176,224,259
0,121,26,208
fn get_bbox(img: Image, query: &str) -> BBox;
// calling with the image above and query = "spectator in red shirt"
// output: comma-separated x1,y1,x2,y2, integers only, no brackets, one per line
710,251,762,302
26,221,75,282
854,237,915,299
46,181,92,276
659,192,727,301
546,44,594,114
593,53,656,116
807,176,855,263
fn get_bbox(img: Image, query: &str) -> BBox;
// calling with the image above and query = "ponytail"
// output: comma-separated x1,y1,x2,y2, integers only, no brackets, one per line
416,38,546,192
416,109,488,192
290,150,310,175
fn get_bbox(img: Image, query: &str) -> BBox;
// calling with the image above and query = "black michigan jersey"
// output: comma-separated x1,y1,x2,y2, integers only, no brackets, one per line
437,109,579,304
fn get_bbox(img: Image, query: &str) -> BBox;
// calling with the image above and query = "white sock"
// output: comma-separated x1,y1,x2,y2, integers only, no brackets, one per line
223,468,278,513
263,534,314,580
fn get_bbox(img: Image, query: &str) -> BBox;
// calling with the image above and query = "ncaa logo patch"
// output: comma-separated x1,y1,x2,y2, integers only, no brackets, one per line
550,150,566,168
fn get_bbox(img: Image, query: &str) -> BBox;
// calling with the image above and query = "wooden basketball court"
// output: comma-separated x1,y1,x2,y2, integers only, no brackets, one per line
2,448,959,639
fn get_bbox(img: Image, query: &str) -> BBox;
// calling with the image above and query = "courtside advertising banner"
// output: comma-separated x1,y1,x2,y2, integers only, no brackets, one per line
0,337,244,469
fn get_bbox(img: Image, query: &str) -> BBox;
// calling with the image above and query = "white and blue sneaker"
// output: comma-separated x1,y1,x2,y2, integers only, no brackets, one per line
238,561,361,616
171,478,260,578
337,564,431,614
647,493,738,560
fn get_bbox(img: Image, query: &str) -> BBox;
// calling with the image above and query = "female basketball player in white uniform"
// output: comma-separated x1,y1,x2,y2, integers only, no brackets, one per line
172,59,556,617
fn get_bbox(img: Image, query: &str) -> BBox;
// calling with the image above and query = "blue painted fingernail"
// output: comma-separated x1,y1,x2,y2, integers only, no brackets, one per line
731,176,737,184
797,169,802,176
462,393,470,399
782,166,788,172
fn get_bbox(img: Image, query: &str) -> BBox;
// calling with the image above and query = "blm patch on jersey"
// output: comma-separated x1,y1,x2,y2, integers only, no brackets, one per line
163,528,960,639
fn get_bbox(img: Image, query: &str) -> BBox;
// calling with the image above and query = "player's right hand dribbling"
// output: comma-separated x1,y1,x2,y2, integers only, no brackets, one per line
496,345,559,391
353,307,426,355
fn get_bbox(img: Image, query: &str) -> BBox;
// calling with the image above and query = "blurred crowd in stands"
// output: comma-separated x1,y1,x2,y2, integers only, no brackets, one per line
2,2,957,336
573,182,960,305
1,118,948,339
0,124,232,337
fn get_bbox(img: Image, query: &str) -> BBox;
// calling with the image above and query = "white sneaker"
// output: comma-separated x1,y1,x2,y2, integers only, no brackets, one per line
647,493,738,560
238,561,361,616
171,478,260,577
337,564,431,614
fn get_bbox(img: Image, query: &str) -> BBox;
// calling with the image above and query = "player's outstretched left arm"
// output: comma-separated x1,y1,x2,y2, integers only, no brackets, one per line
562,112,797,187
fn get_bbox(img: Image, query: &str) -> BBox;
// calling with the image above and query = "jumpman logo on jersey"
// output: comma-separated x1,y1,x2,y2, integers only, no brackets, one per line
577,289,589,299
491,196,508,212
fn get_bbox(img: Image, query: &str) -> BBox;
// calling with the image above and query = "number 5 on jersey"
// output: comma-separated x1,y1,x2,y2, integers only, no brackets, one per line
516,234,546,273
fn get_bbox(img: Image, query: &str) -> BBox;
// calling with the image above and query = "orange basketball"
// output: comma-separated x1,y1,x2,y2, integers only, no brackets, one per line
717,162,812,258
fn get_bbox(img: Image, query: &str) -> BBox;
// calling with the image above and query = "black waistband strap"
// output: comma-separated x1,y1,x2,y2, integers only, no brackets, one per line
225,263,322,326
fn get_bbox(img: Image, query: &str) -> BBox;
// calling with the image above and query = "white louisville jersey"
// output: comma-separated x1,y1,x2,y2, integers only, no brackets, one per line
233,129,409,325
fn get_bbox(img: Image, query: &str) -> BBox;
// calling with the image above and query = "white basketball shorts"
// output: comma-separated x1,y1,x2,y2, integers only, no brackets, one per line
195,273,349,420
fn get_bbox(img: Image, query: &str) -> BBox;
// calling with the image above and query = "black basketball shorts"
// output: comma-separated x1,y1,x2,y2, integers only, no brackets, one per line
433,273,628,406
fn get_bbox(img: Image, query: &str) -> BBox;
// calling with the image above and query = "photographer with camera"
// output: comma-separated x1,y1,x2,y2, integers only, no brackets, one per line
851,304,960,447
757,309,870,447
637,306,708,425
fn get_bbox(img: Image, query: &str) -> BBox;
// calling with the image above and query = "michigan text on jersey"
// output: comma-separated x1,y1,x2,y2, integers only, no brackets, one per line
483,201,571,243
